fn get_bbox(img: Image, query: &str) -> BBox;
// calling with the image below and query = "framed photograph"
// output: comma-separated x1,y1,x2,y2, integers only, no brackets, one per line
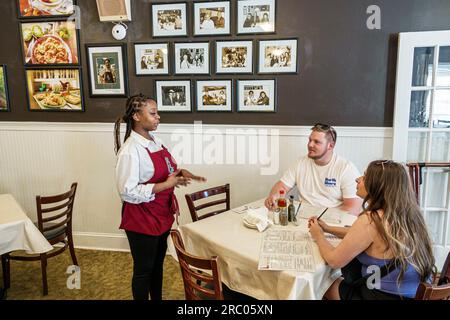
258,39,298,74
193,1,230,36
196,80,232,112
17,0,76,18
0,65,10,112
155,80,191,112
152,2,188,37
134,43,169,75
237,0,275,34
174,42,210,75
216,40,253,74
237,79,276,112
86,44,129,97
25,68,84,112
20,20,80,66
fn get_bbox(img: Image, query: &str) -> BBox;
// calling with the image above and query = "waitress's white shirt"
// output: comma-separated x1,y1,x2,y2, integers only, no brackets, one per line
115,130,165,204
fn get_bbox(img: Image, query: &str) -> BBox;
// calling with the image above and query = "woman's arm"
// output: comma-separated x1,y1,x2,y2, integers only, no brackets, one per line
309,215,373,269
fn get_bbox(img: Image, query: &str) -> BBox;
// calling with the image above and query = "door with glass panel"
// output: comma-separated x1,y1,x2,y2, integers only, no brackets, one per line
393,30,450,269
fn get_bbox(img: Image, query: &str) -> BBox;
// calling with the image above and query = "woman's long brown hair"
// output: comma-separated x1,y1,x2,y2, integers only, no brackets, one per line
114,94,154,154
362,160,435,283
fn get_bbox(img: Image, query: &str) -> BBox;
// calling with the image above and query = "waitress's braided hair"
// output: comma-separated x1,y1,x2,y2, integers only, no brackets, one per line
114,93,155,154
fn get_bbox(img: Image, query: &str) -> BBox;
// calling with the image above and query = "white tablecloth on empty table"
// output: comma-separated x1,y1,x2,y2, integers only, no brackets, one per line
0,194,52,256
179,199,357,300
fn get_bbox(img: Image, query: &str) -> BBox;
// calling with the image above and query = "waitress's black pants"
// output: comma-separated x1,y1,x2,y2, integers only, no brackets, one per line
125,229,170,300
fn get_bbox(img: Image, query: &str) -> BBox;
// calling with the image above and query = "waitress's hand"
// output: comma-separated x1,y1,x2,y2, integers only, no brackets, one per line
167,170,191,188
179,169,207,182
308,218,324,241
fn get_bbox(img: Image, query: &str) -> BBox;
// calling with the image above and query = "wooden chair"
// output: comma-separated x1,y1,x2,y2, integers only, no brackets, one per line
1,183,78,296
415,282,450,300
406,163,420,203
185,184,230,222
437,251,450,286
170,230,224,300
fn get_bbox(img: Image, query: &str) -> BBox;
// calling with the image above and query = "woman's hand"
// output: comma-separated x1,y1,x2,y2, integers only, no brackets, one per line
308,216,330,233
308,218,324,241
179,169,207,182
167,169,191,188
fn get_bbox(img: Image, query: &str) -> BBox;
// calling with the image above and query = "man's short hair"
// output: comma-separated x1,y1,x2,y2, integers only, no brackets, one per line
311,123,337,144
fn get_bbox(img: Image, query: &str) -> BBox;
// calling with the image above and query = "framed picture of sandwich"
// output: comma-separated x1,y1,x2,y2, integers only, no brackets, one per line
25,67,84,112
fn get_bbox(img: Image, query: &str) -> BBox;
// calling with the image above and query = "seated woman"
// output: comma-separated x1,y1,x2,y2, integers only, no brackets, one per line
309,160,435,300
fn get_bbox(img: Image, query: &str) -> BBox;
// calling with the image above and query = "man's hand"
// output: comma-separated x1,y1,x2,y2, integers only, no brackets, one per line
264,194,277,211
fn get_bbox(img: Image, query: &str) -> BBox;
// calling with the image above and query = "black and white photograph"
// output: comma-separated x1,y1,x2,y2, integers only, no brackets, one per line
174,42,209,74
134,43,169,75
156,80,191,112
152,3,187,37
194,1,230,36
237,0,275,34
196,80,232,112
238,79,276,112
216,40,253,74
258,39,298,73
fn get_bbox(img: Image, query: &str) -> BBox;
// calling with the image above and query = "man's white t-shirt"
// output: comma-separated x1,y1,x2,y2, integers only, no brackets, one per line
280,153,360,208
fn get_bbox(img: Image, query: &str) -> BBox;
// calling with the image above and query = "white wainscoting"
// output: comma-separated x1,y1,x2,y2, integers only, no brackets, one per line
0,122,393,251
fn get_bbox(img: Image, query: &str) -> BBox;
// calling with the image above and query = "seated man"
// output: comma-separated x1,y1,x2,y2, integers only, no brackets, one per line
264,123,362,215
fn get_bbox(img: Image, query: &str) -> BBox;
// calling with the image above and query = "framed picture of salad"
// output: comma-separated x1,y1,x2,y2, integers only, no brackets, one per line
0,65,10,112
20,20,80,66
25,67,84,112
17,0,76,19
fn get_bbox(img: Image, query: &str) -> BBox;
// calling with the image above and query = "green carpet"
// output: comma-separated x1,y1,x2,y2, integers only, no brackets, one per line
0,249,185,300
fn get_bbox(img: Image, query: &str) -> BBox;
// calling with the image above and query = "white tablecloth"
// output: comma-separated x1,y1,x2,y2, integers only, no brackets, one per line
0,194,53,255
178,199,357,300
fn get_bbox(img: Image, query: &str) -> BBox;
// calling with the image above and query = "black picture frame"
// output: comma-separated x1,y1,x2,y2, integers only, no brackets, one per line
195,79,233,112
85,43,129,98
134,42,170,76
237,79,277,113
19,18,82,67
257,38,299,74
174,41,211,75
16,0,77,19
25,66,85,112
0,65,10,112
155,79,192,113
215,40,254,74
151,2,189,38
236,0,276,35
193,0,231,37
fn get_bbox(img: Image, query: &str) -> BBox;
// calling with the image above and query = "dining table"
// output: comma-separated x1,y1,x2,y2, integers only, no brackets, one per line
178,198,357,300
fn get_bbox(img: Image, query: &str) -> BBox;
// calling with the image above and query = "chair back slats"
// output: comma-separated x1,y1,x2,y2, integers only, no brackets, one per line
39,187,76,204
42,208,71,223
42,218,69,233
415,282,450,300
40,198,73,213
185,184,230,222
170,230,224,300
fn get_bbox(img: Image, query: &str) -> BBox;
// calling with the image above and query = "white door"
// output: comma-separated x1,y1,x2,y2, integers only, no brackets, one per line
393,30,450,270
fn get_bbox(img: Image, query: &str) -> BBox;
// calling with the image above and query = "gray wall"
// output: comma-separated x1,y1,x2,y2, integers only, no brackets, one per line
1,0,449,126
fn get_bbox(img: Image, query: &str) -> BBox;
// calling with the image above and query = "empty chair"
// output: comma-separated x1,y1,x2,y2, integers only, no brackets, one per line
1,183,78,296
170,229,224,300
185,184,230,222
415,282,450,300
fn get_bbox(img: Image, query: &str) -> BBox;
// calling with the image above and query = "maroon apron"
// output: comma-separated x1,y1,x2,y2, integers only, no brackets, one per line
120,146,179,236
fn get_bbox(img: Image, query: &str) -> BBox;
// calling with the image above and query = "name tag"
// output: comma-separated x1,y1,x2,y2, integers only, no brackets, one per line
324,178,337,187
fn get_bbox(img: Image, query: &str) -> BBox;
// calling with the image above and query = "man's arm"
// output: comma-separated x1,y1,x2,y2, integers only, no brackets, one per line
339,197,363,216
264,181,291,210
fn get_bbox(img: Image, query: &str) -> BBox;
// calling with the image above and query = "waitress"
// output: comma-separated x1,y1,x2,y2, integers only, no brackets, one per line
114,94,206,300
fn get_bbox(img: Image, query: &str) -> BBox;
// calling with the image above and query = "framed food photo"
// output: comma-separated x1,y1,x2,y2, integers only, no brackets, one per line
196,80,232,112
20,20,80,66
17,0,76,19
237,0,275,34
193,1,230,36
155,80,191,112
152,2,188,38
0,65,10,112
134,43,169,76
174,42,210,75
86,44,129,97
216,40,253,74
237,79,276,112
258,39,298,74
25,68,84,112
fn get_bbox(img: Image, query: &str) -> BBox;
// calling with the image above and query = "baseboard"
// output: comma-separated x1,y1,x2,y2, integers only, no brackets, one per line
72,231,130,252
